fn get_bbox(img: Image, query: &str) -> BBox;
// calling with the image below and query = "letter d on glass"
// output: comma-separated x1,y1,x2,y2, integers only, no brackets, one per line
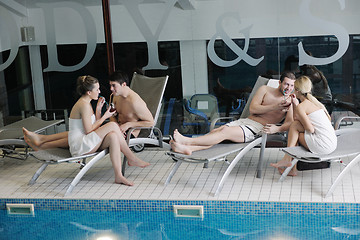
39,2,97,72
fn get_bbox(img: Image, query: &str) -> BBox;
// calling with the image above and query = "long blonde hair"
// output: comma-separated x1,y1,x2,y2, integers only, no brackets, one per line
295,75,331,120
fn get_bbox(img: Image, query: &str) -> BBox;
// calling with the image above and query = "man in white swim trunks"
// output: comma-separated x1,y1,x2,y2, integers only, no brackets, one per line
108,71,154,138
170,71,296,155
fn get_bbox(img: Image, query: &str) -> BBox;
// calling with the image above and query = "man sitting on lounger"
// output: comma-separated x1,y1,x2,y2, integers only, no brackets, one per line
170,71,296,155
23,71,154,150
108,71,154,138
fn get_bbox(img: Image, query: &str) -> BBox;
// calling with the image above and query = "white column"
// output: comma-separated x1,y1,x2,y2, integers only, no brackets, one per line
180,40,208,99
28,45,46,110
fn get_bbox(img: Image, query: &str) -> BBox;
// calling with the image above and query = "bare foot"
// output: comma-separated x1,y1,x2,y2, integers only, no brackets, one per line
278,167,298,176
170,140,192,155
22,127,42,150
127,156,150,168
173,129,190,145
270,158,292,168
115,175,134,186
23,128,41,151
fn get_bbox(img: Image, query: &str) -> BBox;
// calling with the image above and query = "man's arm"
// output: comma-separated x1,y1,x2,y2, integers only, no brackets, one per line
119,98,154,133
109,115,118,123
277,107,294,132
278,94,300,132
249,86,285,115
262,95,297,134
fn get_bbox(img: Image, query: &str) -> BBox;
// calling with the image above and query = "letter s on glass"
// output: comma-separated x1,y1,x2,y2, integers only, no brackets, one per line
298,0,349,66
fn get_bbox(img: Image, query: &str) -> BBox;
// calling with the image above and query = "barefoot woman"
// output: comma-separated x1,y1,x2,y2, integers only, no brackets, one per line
270,76,337,176
27,75,150,185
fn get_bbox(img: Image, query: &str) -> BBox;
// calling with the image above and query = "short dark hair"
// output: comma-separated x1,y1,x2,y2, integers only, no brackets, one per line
280,71,296,82
108,71,129,85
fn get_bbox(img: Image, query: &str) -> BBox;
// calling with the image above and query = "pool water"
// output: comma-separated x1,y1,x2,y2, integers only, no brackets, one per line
1,209,360,240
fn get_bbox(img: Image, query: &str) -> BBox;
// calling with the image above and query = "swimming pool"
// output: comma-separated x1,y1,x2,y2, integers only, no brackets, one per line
1,199,360,240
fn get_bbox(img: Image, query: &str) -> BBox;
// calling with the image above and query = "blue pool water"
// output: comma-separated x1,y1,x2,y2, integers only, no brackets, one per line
1,208,360,240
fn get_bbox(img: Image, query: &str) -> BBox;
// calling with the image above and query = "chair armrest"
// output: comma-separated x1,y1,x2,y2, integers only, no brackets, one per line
126,126,162,142
183,99,208,121
210,117,235,131
334,116,360,130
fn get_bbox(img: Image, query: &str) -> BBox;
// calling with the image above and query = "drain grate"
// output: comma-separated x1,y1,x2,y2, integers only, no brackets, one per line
173,205,204,218
6,203,34,215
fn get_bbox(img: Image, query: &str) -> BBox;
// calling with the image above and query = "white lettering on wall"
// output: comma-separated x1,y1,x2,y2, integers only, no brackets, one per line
39,2,97,72
122,0,177,70
0,6,19,71
298,0,349,66
207,12,264,67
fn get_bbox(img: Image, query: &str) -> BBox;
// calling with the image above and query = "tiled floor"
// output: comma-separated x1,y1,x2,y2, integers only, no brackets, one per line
1,144,360,203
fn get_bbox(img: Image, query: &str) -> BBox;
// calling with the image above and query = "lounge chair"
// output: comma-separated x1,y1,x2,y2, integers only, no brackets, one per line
279,128,360,198
182,94,222,134
0,115,64,160
165,76,285,196
29,148,108,196
166,135,267,196
123,73,171,174
28,73,170,195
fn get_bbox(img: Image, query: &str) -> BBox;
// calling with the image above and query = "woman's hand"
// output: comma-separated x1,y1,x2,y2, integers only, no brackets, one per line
103,105,116,119
96,96,106,112
291,94,299,106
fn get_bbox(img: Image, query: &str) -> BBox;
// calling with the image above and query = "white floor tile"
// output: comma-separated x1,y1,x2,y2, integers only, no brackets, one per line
0,147,359,203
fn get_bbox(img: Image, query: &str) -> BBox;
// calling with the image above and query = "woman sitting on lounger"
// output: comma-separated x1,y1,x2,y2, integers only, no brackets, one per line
24,75,149,186
270,75,337,176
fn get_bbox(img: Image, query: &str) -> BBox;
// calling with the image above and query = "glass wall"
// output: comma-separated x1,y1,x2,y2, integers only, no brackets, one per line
0,0,359,133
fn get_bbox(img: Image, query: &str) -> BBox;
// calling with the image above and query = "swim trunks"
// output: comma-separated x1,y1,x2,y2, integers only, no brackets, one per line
226,118,264,142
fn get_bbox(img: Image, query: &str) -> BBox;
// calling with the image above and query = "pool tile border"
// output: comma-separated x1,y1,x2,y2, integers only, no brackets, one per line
1,198,359,215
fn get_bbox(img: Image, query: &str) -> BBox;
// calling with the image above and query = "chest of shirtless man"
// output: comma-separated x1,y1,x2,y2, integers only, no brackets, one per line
110,80,154,137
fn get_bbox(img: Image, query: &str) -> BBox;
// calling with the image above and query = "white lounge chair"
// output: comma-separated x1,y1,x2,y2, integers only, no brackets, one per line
123,73,171,174
0,115,64,160
29,148,108,196
166,135,267,196
28,73,170,195
165,76,286,196
279,128,360,198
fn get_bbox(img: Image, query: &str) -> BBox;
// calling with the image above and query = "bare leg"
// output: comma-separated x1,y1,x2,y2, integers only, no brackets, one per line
23,128,69,150
98,132,133,186
95,122,150,168
118,133,150,168
170,140,212,155
173,126,244,146
270,120,305,172
270,154,293,168
278,166,298,176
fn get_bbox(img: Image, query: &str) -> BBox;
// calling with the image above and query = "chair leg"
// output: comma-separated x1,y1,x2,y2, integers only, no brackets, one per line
122,156,127,176
165,160,182,185
28,163,49,185
213,137,263,196
64,150,108,196
279,159,299,182
325,154,360,198
256,133,267,178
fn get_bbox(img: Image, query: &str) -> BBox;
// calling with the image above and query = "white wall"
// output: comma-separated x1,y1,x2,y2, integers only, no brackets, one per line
1,0,360,50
